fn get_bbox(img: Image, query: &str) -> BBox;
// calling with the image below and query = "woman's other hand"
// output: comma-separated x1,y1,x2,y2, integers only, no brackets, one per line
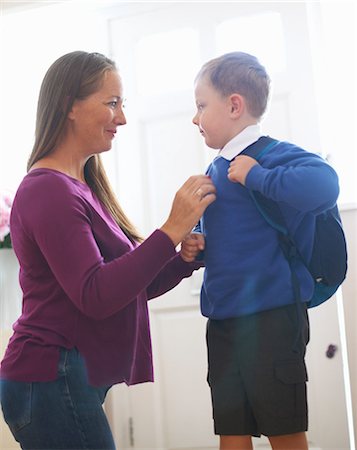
180,233,205,262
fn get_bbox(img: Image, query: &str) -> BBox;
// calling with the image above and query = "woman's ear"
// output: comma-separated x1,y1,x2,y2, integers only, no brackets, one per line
67,110,75,121
229,93,244,118
65,97,76,121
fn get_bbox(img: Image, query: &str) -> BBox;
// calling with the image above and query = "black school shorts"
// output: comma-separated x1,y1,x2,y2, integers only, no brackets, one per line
206,303,309,437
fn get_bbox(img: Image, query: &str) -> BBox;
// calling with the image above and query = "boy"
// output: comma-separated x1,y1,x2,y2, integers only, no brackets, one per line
181,52,340,449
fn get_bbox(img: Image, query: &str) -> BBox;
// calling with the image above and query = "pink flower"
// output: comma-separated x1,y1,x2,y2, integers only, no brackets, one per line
0,191,13,242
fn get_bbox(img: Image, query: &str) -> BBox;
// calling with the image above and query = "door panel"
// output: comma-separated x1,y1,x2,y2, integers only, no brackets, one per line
144,114,205,227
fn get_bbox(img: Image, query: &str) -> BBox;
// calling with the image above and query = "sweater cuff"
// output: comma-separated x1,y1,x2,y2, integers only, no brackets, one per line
245,164,267,191
176,253,205,271
149,228,177,255
151,229,204,271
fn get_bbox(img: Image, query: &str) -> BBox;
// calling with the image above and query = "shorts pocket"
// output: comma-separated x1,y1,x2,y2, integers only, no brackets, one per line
272,359,308,418
275,360,308,384
0,380,32,432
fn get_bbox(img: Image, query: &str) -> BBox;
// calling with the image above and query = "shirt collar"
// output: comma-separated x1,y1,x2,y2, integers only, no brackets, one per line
219,124,263,161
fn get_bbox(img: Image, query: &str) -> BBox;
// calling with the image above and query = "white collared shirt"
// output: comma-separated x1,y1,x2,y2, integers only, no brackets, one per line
219,124,263,161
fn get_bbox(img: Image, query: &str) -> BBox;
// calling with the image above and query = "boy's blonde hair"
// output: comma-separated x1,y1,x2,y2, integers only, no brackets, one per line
196,52,270,119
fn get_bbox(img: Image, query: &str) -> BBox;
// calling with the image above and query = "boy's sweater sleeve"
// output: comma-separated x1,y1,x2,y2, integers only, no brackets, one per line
244,149,340,214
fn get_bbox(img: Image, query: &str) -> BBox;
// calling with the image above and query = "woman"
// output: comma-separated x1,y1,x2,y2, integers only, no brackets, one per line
0,51,216,449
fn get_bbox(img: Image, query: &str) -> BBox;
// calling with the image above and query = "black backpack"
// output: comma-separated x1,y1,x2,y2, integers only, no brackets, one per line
242,136,348,308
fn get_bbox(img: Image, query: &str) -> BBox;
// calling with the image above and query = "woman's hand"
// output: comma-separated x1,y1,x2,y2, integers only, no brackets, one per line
160,175,216,246
228,155,258,185
180,233,205,262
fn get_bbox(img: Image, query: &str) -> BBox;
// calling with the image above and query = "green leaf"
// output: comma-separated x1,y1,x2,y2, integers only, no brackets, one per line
0,233,12,249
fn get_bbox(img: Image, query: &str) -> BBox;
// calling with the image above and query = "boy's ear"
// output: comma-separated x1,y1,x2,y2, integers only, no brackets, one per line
229,94,244,118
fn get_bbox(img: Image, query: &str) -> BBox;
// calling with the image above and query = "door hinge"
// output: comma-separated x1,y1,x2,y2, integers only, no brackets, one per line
129,416,134,447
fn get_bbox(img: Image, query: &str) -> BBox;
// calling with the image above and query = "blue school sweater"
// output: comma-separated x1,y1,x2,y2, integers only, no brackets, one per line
198,140,339,319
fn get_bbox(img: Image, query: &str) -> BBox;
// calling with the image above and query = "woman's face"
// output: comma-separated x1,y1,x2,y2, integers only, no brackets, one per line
68,70,126,156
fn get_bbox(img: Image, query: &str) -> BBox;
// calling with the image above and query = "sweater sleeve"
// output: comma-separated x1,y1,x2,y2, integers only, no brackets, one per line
15,175,180,320
245,147,340,214
146,254,202,300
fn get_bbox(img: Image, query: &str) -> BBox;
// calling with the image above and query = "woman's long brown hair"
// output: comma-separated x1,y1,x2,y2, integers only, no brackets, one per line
27,51,142,243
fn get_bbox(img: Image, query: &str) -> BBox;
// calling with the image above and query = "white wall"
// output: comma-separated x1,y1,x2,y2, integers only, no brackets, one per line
306,1,356,208
1,1,356,205
0,1,109,193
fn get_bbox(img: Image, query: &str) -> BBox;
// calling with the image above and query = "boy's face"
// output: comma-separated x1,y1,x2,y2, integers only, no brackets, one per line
192,77,235,150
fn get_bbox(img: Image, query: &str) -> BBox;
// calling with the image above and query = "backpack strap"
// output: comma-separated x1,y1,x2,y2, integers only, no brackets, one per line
241,136,290,235
241,136,302,303
242,137,305,350
241,135,279,160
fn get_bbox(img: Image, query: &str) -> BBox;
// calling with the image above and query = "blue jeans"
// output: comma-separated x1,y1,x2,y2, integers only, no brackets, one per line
0,348,116,449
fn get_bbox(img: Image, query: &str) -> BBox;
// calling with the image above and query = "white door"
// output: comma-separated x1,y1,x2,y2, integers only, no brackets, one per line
104,3,352,449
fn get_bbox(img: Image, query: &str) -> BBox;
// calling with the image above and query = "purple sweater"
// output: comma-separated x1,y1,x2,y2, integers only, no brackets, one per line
0,169,200,386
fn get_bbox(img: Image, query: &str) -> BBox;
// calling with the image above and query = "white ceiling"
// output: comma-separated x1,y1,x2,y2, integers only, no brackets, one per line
0,0,139,15
0,0,69,14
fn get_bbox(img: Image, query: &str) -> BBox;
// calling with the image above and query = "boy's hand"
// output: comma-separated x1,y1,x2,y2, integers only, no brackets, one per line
180,233,205,262
228,155,258,185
